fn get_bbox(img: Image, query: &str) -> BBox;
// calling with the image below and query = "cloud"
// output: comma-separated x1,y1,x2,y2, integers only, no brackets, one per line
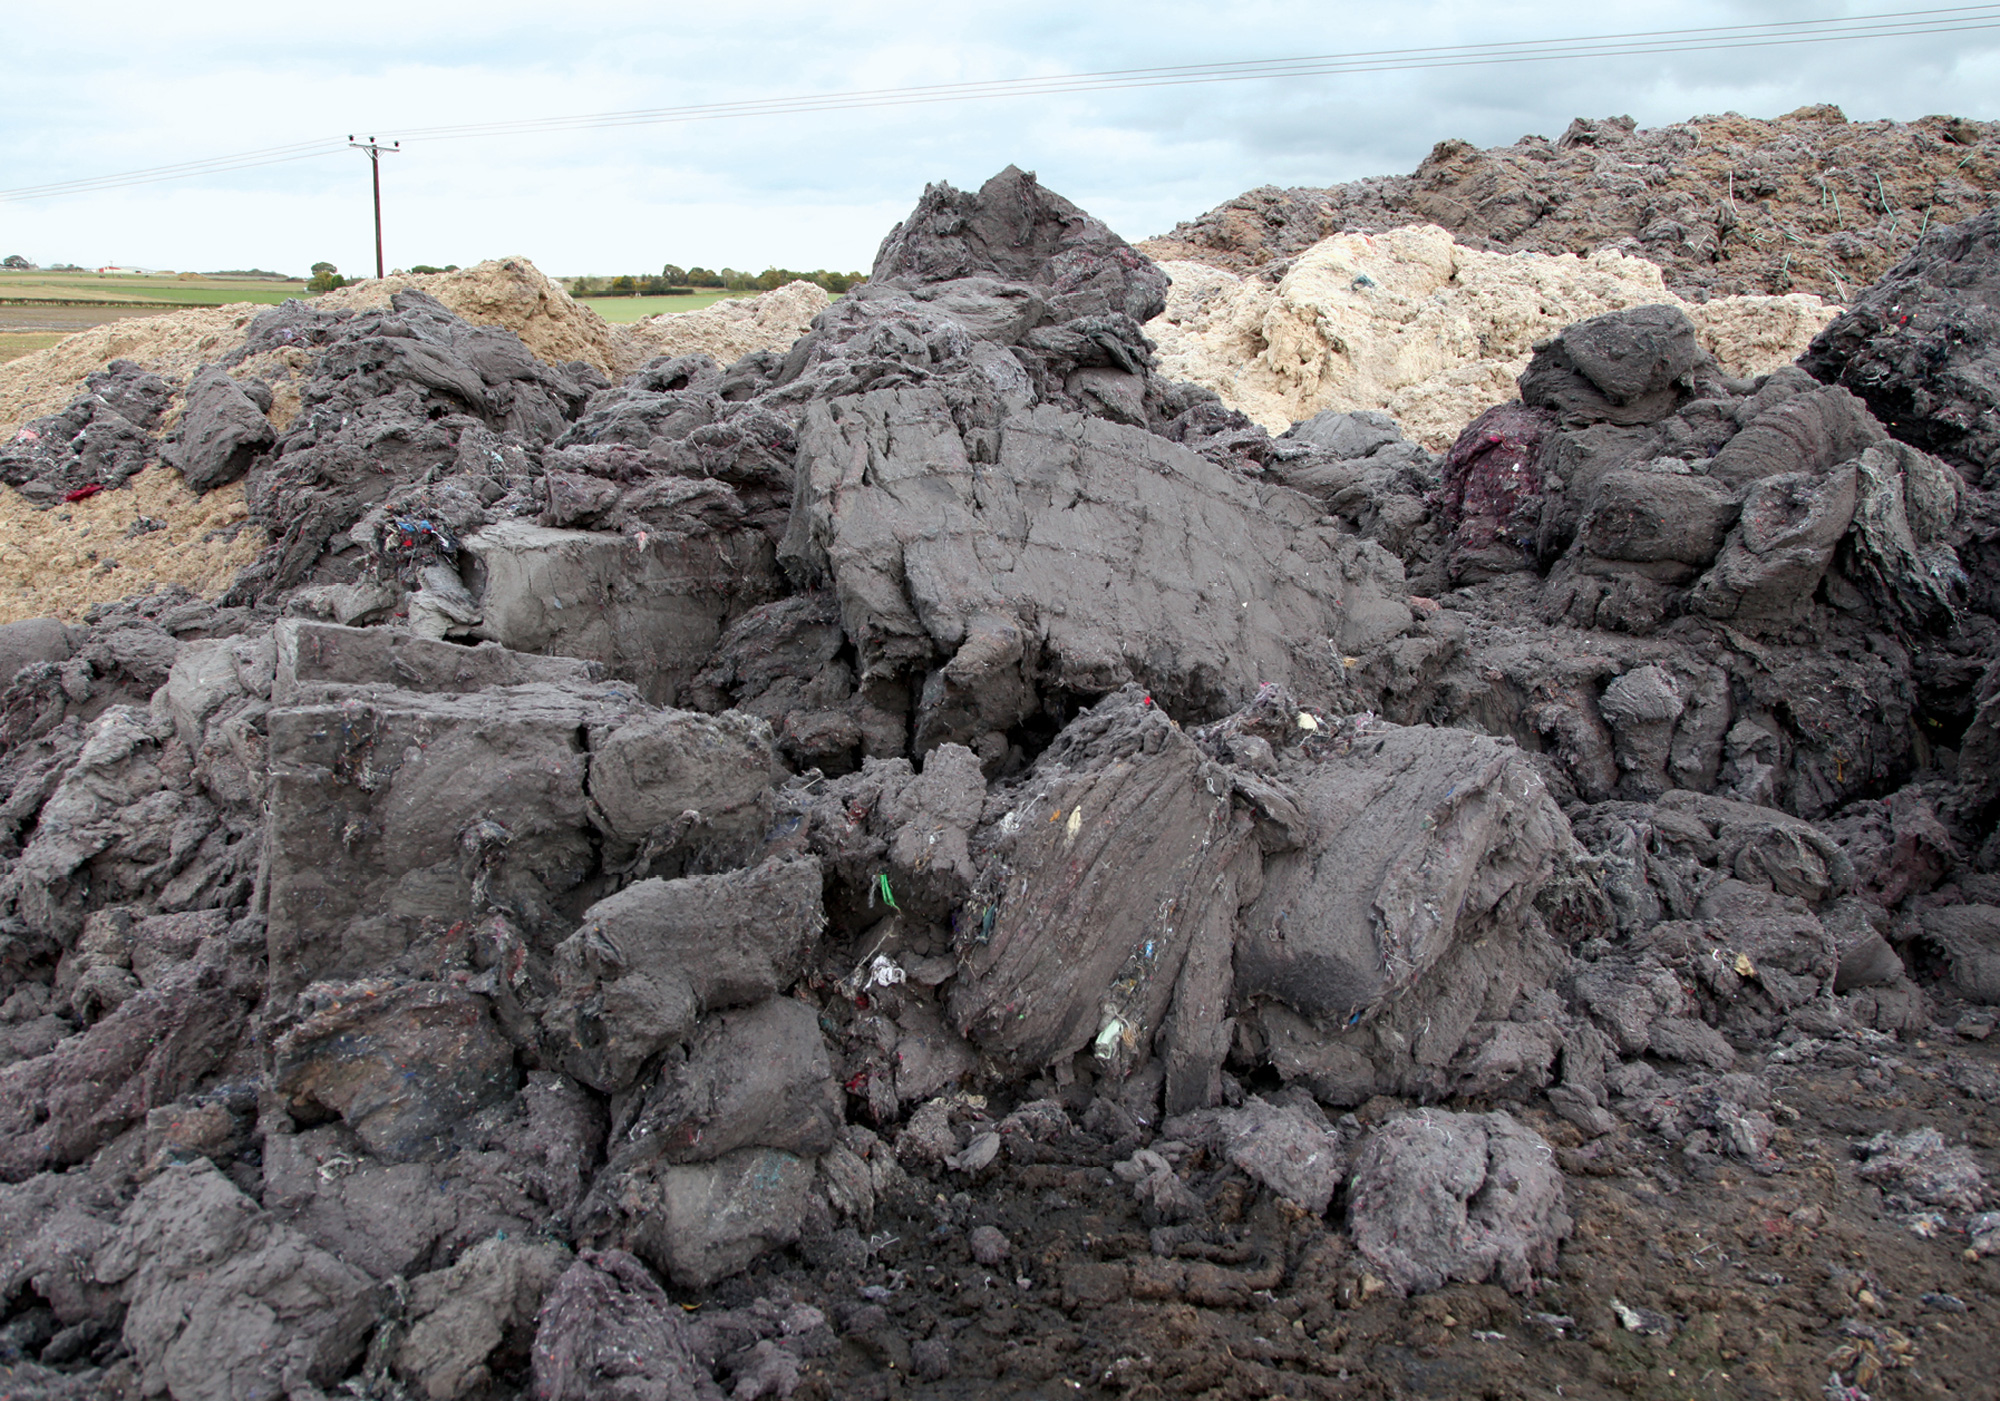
3,0,1995,275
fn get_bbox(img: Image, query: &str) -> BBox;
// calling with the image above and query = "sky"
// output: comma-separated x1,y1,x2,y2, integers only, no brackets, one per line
3,1,1997,280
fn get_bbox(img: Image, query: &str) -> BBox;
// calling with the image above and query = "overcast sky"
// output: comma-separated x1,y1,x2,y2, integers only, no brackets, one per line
3,1,1997,279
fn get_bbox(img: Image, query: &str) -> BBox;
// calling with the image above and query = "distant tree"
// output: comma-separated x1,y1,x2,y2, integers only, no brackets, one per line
1,255,30,270
660,264,687,284
685,267,723,288
611,275,636,294
306,262,346,293
570,276,598,296
409,264,449,275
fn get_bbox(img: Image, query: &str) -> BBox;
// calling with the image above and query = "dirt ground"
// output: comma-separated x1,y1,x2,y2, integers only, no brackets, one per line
637,1007,2000,1401
0,306,176,339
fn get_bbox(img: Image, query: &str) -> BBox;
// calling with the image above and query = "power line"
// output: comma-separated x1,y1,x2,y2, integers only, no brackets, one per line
389,5,2000,143
3,5,1996,203
0,141,350,201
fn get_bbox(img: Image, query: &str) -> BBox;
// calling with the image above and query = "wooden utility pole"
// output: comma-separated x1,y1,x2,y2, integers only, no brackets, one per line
347,136,401,279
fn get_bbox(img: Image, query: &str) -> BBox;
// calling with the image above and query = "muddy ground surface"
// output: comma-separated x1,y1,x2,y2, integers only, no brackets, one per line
594,1009,1998,1401
7,997,1994,1401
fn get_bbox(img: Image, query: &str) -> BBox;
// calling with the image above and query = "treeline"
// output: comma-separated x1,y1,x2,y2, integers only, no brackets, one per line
569,265,866,298
303,262,460,293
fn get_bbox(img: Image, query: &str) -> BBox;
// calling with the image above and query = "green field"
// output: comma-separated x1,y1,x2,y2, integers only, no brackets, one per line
0,332,66,365
578,291,755,323
0,269,306,309
0,269,309,357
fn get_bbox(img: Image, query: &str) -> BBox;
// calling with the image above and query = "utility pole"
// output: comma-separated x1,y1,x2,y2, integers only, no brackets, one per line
347,136,400,279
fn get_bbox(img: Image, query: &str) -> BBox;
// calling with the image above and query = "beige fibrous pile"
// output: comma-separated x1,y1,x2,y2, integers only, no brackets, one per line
615,280,829,366
0,468,260,624
0,264,831,621
1145,225,1837,449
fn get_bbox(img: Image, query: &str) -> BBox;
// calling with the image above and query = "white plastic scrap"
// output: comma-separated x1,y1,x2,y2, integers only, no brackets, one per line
1610,1298,1671,1336
866,955,907,990
1094,1017,1129,1063
1908,1211,1948,1239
